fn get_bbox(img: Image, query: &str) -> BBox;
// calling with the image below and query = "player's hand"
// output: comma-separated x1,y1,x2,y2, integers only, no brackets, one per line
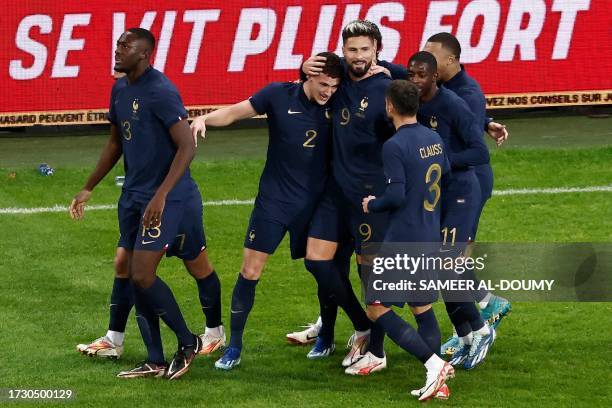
303,55,326,76
362,195,376,213
69,189,92,220
368,64,391,78
487,121,508,146
142,192,166,229
190,115,207,147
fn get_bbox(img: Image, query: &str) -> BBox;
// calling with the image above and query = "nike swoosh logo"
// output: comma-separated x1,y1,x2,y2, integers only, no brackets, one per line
288,109,302,114
306,334,318,340
141,240,155,245
230,309,243,314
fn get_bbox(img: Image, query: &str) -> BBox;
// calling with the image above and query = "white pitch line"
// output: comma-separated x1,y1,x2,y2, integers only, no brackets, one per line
492,185,612,196
0,199,254,215
1,186,611,215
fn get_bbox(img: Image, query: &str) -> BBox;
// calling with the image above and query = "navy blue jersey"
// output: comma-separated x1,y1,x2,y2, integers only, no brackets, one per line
444,67,487,133
377,59,408,80
417,86,489,173
369,123,449,242
331,73,394,203
108,67,193,200
249,82,331,215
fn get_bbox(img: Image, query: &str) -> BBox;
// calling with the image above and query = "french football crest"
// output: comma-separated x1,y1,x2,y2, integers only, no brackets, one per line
249,230,256,242
429,115,438,130
356,96,369,118
359,97,369,111
131,98,140,120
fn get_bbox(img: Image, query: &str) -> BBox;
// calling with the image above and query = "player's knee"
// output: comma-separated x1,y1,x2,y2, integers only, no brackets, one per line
366,304,389,321
410,304,432,316
130,269,154,289
114,251,130,278
240,264,263,280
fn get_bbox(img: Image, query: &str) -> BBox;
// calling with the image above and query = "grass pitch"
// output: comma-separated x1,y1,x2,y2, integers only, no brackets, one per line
0,115,611,407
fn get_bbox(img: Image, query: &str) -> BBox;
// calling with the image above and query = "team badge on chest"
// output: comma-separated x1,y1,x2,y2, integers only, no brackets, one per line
356,96,368,118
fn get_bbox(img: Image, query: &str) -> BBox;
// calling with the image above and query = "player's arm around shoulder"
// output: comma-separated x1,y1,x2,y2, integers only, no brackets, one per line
189,82,285,143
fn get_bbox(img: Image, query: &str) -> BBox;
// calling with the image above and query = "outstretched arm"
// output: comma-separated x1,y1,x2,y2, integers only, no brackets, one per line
190,100,258,143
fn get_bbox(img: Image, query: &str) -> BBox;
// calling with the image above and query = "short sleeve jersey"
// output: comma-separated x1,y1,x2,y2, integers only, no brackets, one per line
249,82,332,210
108,67,193,200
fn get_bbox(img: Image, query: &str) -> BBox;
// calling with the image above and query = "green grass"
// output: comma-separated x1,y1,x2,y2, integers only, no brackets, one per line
0,115,611,407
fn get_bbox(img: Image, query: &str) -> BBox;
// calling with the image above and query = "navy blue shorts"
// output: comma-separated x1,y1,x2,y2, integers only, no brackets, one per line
117,190,206,260
243,201,314,260
471,163,494,240
441,171,482,245
309,181,389,255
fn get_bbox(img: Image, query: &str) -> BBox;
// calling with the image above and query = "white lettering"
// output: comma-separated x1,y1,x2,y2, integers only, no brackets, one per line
551,0,590,59
498,0,546,61
456,0,500,63
183,10,220,74
420,1,458,50
274,6,303,70
311,5,337,54
153,11,177,72
9,14,52,80
365,2,405,62
334,4,362,54
51,14,91,78
228,8,277,72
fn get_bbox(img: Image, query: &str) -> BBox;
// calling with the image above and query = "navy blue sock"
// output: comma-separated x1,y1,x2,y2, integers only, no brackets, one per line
306,259,370,334
462,302,486,331
306,259,337,343
376,310,433,364
137,277,193,347
317,287,337,344
338,267,370,332
414,308,441,356
229,274,259,350
368,320,385,358
445,302,472,337
334,241,353,278
133,290,164,364
196,271,222,328
109,277,134,332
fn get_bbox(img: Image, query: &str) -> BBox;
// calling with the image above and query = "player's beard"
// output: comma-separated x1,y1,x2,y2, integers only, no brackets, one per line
349,60,372,78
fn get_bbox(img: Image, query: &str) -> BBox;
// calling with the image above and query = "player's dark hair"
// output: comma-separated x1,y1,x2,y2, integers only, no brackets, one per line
408,51,437,74
127,27,156,50
363,20,382,55
386,80,419,116
342,20,378,45
427,32,461,60
317,52,344,80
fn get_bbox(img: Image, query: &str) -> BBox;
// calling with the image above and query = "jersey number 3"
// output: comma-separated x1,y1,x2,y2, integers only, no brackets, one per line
423,163,441,211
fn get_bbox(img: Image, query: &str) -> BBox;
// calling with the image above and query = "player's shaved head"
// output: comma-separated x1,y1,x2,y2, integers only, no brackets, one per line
408,51,437,74
126,27,156,52
426,32,461,60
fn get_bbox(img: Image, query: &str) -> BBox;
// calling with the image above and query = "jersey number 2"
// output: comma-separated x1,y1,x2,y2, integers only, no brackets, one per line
303,130,317,148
